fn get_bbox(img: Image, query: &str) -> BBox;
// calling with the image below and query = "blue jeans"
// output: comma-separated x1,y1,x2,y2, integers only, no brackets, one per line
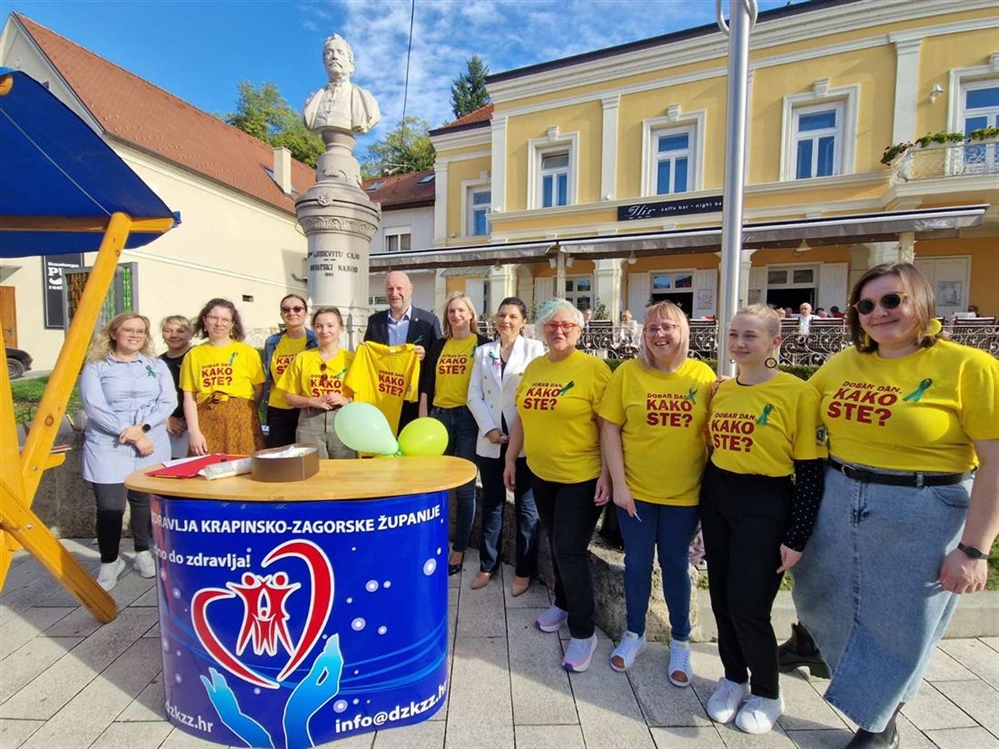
477,449,538,576
430,405,479,553
793,466,971,732
617,500,699,641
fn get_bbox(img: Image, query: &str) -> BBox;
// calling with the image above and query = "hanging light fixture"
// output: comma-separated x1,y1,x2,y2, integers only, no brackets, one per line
627,252,638,266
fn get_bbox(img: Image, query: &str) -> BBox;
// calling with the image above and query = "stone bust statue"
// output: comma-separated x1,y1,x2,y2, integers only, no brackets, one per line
303,34,381,134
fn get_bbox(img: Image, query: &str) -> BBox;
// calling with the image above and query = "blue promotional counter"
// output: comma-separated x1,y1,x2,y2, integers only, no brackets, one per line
125,456,476,749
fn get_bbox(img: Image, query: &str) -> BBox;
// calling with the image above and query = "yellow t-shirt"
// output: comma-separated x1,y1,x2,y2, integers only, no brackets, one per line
268,334,310,409
179,341,265,403
810,340,999,472
433,337,478,408
597,357,716,506
709,371,827,476
343,342,420,435
516,350,612,484
276,349,354,400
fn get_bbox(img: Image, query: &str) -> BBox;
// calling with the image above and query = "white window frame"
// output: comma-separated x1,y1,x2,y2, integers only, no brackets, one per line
384,229,411,253
765,263,819,291
461,178,492,238
641,110,705,196
780,84,858,181
527,130,579,209
949,68,999,175
563,275,593,311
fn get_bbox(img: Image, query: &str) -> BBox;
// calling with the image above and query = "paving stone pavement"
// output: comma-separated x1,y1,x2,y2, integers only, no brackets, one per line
1,540,997,749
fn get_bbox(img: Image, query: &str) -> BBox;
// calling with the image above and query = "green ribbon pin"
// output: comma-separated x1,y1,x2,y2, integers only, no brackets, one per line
903,378,933,402
558,380,576,396
684,387,698,405
756,404,774,425
227,352,238,365
146,365,156,378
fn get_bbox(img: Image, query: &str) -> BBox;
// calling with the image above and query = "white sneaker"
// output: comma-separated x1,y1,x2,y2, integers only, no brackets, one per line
562,635,598,673
133,550,156,579
706,677,750,724
535,605,569,633
96,557,126,592
668,639,693,687
610,631,647,672
735,692,785,734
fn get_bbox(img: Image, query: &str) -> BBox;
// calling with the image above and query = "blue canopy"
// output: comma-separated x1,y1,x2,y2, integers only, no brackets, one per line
0,68,176,257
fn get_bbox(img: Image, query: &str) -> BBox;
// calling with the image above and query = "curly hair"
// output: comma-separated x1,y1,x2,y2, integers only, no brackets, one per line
86,313,153,362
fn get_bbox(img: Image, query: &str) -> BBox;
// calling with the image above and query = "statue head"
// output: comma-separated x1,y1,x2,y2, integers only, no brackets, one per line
323,34,355,83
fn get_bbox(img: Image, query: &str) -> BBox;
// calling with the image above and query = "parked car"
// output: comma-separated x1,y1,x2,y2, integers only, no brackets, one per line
6,348,33,379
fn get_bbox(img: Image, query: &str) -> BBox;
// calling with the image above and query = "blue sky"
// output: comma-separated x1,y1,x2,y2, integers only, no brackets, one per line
3,0,792,141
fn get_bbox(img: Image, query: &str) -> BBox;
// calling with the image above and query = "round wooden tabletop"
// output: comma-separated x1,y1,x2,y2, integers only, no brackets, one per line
125,455,477,502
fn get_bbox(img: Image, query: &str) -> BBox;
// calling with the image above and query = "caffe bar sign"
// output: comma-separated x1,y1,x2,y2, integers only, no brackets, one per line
618,195,723,222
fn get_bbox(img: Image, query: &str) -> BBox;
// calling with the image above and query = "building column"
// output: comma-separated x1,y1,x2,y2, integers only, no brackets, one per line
434,160,449,244
490,115,508,214
891,37,922,144
601,96,620,202
848,241,909,290
516,265,536,314
486,264,517,313
593,258,626,320
434,270,448,312
739,249,756,308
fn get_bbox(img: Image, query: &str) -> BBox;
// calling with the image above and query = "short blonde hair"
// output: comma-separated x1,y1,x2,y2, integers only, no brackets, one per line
160,314,191,333
639,301,689,370
441,292,478,339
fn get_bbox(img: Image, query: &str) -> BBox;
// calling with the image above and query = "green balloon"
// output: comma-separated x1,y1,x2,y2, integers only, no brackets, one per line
333,402,399,456
398,417,449,457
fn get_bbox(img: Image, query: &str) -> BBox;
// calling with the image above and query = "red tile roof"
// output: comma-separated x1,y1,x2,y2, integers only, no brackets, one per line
14,13,315,216
362,171,436,210
431,104,493,135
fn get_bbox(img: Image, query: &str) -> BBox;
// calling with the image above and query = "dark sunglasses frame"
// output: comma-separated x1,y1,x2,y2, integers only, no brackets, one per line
854,292,906,315
281,305,306,314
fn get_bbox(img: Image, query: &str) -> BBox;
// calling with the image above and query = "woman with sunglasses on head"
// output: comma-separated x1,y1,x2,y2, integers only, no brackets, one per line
790,263,997,749
504,299,612,673
276,307,355,458
181,298,266,456
263,294,317,448
467,297,545,595
699,304,827,735
79,313,176,591
420,292,489,576
598,301,716,685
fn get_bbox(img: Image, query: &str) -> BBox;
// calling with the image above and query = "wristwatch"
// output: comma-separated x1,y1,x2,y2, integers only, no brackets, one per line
141,423,151,433
957,542,989,560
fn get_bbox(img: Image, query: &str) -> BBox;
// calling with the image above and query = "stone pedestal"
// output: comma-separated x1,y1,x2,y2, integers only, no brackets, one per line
296,131,380,348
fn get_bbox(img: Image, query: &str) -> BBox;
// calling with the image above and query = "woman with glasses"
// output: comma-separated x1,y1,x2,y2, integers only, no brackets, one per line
790,263,997,749
699,304,827,735
276,307,355,458
467,297,545,595
181,298,266,456
420,292,489,576
504,299,612,673
263,294,317,447
79,313,175,591
598,302,716,685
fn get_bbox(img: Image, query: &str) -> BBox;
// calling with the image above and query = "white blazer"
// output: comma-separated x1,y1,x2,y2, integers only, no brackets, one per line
467,336,546,459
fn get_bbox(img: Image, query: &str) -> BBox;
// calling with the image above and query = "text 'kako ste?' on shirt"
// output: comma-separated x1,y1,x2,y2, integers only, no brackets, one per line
597,357,717,506
179,341,265,403
343,341,420,435
267,334,310,409
708,371,827,477
516,350,612,484
433,336,479,408
276,349,355,401
809,339,999,473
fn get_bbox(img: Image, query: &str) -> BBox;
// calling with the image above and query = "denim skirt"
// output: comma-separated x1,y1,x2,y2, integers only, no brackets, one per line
791,464,972,732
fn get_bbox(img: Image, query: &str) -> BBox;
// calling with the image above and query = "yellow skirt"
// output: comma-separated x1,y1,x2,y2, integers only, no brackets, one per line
192,394,264,456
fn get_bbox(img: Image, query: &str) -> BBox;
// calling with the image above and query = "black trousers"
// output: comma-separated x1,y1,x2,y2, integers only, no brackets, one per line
532,475,602,639
92,483,151,563
266,405,300,448
700,462,792,699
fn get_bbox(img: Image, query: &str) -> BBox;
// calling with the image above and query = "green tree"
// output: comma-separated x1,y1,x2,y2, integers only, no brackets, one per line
223,81,324,168
450,56,490,119
361,116,436,177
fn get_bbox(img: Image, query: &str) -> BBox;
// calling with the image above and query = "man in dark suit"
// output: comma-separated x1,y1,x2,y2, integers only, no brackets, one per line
364,270,441,430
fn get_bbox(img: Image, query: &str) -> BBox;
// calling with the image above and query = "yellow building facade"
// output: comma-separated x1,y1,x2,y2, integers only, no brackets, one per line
377,0,997,324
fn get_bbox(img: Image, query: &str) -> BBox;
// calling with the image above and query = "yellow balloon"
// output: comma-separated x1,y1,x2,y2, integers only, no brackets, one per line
397,418,449,456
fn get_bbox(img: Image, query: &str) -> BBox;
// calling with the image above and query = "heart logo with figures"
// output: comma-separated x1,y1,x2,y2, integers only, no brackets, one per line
191,539,334,689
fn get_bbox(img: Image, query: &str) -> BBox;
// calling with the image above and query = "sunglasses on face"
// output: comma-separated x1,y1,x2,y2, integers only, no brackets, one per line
281,305,306,314
853,292,907,315
544,321,579,333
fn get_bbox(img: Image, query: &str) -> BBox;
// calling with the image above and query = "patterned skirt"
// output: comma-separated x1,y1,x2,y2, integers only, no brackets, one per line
192,394,264,456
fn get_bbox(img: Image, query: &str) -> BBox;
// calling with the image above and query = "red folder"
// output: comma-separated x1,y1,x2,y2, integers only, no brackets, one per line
145,453,246,478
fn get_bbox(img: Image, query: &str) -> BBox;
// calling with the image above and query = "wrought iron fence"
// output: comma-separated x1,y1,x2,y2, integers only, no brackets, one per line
890,138,999,184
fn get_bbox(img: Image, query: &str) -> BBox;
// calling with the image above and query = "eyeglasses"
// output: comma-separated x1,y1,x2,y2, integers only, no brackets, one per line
206,316,233,325
281,305,305,314
854,292,907,315
644,323,678,336
543,321,579,333
118,328,147,336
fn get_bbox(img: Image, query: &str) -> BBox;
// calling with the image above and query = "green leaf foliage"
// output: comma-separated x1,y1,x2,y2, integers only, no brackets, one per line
223,81,324,168
361,116,436,177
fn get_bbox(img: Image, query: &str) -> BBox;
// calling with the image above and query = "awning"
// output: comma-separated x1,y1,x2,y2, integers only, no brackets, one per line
0,69,177,257
370,204,988,271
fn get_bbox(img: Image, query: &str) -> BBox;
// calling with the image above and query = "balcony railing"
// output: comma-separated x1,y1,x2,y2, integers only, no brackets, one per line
890,137,999,184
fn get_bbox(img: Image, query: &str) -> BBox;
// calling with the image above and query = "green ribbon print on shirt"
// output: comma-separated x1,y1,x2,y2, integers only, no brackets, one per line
684,387,698,405
903,378,933,402
227,352,238,365
756,404,774,425
558,381,576,396
146,365,156,378
333,368,347,380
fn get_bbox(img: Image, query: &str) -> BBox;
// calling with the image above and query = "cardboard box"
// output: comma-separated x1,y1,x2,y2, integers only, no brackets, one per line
250,444,320,483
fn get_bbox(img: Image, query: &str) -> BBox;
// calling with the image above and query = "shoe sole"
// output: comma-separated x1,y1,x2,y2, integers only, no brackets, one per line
609,642,646,672
563,650,595,672
668,672,692,687
536,618,567,633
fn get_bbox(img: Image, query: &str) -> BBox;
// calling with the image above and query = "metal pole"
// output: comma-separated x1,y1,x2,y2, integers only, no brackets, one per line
716,0,756,376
